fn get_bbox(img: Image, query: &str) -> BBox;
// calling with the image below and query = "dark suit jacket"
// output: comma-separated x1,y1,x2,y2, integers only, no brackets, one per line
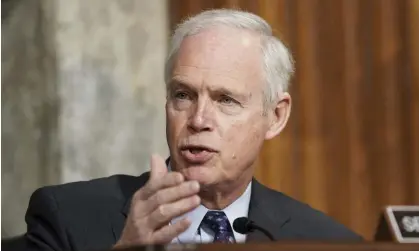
24,172,362,251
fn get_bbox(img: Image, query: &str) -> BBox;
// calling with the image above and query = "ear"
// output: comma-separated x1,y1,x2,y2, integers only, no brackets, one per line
264,92,291,140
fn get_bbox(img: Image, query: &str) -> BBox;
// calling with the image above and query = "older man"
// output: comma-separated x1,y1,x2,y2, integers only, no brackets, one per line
25,9,362,251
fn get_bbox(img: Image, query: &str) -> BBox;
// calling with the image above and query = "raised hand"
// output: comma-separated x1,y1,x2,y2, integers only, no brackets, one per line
114,155,200,248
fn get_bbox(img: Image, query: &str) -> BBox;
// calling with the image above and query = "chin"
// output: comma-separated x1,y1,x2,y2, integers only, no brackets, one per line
180,163,218,184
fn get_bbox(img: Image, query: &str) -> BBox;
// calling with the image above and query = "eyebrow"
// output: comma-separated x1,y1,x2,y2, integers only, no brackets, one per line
168,77,252,101
168,79,195,92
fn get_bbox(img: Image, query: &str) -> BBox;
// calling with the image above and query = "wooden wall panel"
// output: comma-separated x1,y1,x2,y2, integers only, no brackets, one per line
409,0,419,204
341,0,371,233
169,0,419,240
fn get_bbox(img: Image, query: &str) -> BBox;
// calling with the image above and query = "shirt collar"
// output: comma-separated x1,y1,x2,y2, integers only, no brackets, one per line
172,182,252,243
169,159,252,243
219,181,252,242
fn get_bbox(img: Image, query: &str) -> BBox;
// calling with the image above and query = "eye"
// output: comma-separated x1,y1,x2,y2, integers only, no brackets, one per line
219,95,236,105
174,91,190,100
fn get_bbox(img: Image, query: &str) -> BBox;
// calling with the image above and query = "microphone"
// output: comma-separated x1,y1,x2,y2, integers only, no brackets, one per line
233,217,275,241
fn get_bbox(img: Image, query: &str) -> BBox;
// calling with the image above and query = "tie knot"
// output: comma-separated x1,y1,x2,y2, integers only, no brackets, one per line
200,211,236,243
201,211,232,233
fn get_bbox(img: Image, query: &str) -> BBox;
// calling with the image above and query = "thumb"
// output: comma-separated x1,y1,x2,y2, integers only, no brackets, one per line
149,154,168,181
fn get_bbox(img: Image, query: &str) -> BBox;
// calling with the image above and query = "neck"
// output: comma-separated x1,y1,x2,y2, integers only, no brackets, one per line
199,175,252,210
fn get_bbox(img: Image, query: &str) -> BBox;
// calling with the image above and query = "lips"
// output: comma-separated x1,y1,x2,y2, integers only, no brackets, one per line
179,145,217,163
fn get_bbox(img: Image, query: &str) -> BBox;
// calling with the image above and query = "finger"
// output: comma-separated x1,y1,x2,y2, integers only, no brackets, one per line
148,195,200,230
148,180,200,209
133,180,197,219
140,172,185,200
152,218,191,244
149,154,168,181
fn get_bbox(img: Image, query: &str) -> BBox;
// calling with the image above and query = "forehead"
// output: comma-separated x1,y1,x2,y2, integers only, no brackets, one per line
172,27,264,90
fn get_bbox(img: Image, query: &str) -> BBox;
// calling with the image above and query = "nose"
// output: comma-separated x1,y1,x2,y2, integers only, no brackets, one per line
187,99,214,133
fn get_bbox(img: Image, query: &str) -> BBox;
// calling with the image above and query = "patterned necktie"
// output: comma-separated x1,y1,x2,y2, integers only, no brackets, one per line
200,211,236,243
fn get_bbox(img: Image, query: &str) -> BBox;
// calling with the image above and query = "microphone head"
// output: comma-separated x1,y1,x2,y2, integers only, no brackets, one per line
233,217,254,234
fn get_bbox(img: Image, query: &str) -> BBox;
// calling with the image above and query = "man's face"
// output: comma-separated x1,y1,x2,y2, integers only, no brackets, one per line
166,27,277,188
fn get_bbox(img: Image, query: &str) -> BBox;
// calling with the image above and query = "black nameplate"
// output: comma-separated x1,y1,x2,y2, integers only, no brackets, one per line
386,206,419,243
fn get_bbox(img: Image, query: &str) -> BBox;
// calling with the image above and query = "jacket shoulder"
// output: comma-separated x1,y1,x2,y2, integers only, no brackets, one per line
25,173,150,251
34,174,147,210
262,185,363,240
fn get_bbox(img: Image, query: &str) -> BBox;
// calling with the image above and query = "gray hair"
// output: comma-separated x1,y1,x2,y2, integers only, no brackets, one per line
165,9,295,105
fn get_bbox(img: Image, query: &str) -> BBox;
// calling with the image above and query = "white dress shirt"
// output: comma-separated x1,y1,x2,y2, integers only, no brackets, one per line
170,181,252,244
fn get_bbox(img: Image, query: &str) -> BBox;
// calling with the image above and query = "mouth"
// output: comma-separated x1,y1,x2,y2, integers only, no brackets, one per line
180,145,217,153
179,145,217,163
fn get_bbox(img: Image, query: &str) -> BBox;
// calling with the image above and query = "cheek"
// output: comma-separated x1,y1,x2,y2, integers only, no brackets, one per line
223,120,266,159
167,106,186,128
224,125,258,154
166,108,184,142
167,112,195,155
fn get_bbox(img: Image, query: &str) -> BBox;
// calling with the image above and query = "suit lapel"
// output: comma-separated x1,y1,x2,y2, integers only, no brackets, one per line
113,158,172,241
120,158,170,216
112,172,151,242
246,179,291,242
121,172,151,217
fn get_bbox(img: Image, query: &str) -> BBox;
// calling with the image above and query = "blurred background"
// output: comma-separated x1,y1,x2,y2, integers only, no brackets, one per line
1,0,418,241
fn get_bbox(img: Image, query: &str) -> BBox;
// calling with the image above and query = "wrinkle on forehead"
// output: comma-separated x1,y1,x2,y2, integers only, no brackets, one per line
173,26,264,86
172,65,258,84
